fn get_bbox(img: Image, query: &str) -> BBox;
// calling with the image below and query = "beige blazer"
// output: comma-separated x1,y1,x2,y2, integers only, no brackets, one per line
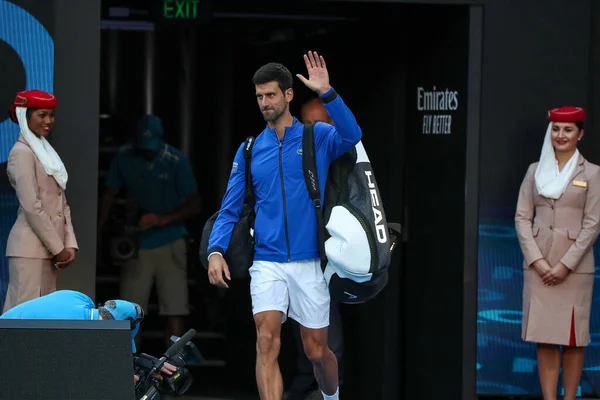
515,155,600,273
5,136,78,259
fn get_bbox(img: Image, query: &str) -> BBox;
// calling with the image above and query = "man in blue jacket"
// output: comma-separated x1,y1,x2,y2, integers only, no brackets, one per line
207,51,361,400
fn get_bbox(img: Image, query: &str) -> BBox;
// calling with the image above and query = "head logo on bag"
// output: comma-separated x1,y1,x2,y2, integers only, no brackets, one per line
365,170,387,244
302,124,401,304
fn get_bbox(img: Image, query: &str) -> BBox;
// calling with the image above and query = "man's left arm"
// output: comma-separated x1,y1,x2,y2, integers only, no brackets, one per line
296,51,362,161
320,87,362,160
159,194,201,226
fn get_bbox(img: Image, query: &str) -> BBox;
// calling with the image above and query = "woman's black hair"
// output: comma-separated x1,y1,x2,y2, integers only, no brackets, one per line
7,108,42,122
25,108,37,120
552,121,585,132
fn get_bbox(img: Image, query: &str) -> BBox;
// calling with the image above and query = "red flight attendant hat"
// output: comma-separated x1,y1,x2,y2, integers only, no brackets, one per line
8,90,57,124
548,106,585,123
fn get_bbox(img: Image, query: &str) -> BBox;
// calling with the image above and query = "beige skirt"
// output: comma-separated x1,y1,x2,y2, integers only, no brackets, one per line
3,257,57,313
522,268,594,347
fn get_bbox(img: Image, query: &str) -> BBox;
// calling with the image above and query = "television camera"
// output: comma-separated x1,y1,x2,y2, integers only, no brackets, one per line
134,329,202,400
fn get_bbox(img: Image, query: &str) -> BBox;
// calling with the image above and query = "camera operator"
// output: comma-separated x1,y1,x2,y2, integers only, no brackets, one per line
0,289,177,384
134,364,176,386
133,328,201,398
98,115,201,350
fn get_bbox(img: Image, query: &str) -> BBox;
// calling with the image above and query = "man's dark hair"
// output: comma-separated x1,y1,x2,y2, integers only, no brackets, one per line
252,62,293,93
99,307,114,320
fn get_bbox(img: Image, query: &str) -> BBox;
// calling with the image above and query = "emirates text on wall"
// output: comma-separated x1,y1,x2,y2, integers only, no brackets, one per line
417,86,459,135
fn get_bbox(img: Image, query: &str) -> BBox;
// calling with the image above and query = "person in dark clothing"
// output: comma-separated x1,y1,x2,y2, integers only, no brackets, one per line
285,98,345,400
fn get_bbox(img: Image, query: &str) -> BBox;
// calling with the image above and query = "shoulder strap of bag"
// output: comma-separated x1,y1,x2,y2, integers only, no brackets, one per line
301,124,327,272
243,137,255,206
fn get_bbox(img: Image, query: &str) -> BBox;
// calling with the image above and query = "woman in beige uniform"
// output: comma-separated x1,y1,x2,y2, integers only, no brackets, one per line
516,106,600,400
3,90,78,313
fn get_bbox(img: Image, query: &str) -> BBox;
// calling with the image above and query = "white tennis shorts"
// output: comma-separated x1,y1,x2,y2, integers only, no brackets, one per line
249,258,330,329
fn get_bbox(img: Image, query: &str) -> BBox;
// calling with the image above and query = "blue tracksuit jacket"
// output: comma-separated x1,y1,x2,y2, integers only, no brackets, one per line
208,87,362,263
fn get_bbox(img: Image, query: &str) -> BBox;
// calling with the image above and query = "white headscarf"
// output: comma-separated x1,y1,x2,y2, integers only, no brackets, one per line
15,106,68,190
534,122,579,199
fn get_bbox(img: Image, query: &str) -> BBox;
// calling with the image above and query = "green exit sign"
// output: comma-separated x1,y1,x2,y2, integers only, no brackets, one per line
163,0,201,19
